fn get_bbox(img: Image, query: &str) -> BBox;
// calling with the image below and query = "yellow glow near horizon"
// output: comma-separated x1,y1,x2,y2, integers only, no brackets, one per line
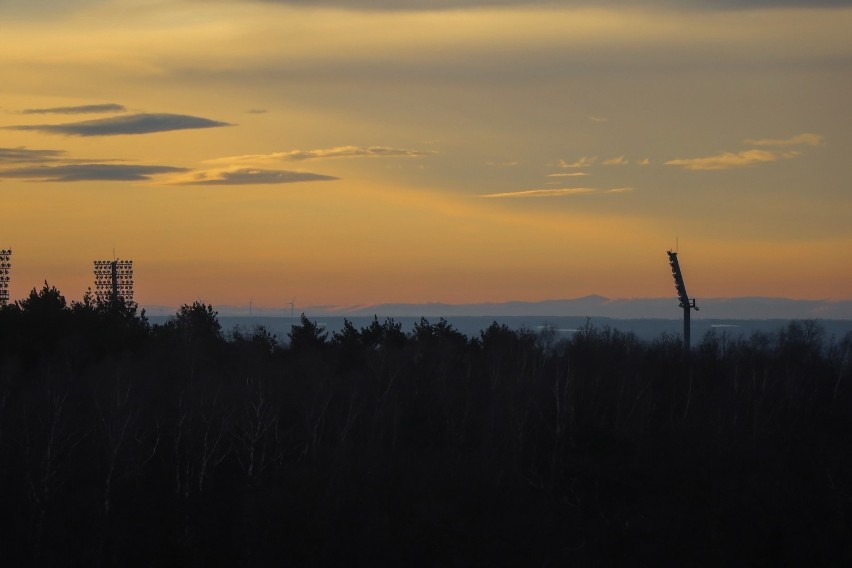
5,175,848,307
1,2,851,309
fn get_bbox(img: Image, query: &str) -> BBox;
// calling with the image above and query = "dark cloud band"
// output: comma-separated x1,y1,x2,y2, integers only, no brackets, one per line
0,163,187,182
174,168,338,185
6,113,232,136
0,146,65,164
20,103,127,115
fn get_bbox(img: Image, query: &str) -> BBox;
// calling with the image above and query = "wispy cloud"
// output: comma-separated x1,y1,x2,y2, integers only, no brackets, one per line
0,163,187,182
169,167,338,186
589,116,608,123
665,149,798,170
547,172,589,177
5,113,232,136
481,188,596,198
480,187,632,198
485,160,519,167
0,146,65,164
208,145,434,165
602,155,628,166
667,132,823,170
637,158,651,166
744,133,824,147
558,156,597,168
19,103,126,115
245,109,268,114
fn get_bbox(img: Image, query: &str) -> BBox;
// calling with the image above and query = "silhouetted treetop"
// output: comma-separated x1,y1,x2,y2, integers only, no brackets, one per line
17,280,67,315
231,324,279,355
288,313,328,352
360,316,407,350
167,301,223,344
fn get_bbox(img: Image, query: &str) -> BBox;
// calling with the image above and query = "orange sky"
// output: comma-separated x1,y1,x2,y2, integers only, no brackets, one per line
1,1,851,310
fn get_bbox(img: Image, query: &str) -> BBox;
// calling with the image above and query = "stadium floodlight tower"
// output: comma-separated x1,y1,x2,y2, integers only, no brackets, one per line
667,250,698,351
94,258,134,305
0,249,10,306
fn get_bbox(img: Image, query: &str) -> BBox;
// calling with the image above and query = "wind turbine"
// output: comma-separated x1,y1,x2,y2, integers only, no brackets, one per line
286,298,295,318
249,298,253,318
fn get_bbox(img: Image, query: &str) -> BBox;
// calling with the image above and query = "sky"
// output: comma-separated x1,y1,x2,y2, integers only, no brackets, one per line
1,0,851,311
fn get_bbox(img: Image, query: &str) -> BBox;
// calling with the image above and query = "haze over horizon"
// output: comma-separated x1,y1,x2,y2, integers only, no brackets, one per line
137,295,852,322
2,0,850,311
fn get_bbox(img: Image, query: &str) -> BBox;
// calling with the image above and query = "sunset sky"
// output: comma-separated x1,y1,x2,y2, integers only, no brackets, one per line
1,0,851,311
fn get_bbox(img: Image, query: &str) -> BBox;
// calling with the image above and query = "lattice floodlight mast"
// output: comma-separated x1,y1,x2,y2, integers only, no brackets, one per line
667,250,698,350
0,249,10,306
94,259,134,304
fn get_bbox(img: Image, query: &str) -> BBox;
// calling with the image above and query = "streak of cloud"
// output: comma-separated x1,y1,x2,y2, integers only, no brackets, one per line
19,103,126,115
480,187,632,198
744,133,824,147
665,149,798,170
0,146,65,164
602,156,628,166
170,167,338,185
5,113,232,136
547,172,589,177
558,156,597,168
208,145,434,165
0,163,187,182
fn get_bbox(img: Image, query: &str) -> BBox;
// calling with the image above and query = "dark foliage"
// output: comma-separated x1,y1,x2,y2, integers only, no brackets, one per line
1,288,851,566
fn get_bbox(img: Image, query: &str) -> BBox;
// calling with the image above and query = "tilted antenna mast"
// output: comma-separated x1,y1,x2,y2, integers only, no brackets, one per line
0,249,11,306
667,250,698,350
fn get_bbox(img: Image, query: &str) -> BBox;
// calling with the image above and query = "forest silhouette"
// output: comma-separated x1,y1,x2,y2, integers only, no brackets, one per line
1,283,851,566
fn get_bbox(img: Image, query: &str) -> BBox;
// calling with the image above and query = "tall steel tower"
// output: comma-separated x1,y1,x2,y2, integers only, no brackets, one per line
0,249,10,306
94,258,134,304
667,250,698,350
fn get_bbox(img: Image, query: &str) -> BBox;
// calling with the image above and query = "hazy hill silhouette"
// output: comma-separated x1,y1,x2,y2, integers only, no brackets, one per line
147,295,852,319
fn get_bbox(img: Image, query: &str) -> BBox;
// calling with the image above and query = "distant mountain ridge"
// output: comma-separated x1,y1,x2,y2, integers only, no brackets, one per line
321,296,852,320
144,296,852,320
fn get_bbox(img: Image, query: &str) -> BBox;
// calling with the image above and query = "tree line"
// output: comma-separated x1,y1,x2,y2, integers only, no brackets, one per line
1,282,851,566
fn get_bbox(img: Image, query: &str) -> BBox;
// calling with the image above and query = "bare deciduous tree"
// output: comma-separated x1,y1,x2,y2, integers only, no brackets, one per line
232,375,278,486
